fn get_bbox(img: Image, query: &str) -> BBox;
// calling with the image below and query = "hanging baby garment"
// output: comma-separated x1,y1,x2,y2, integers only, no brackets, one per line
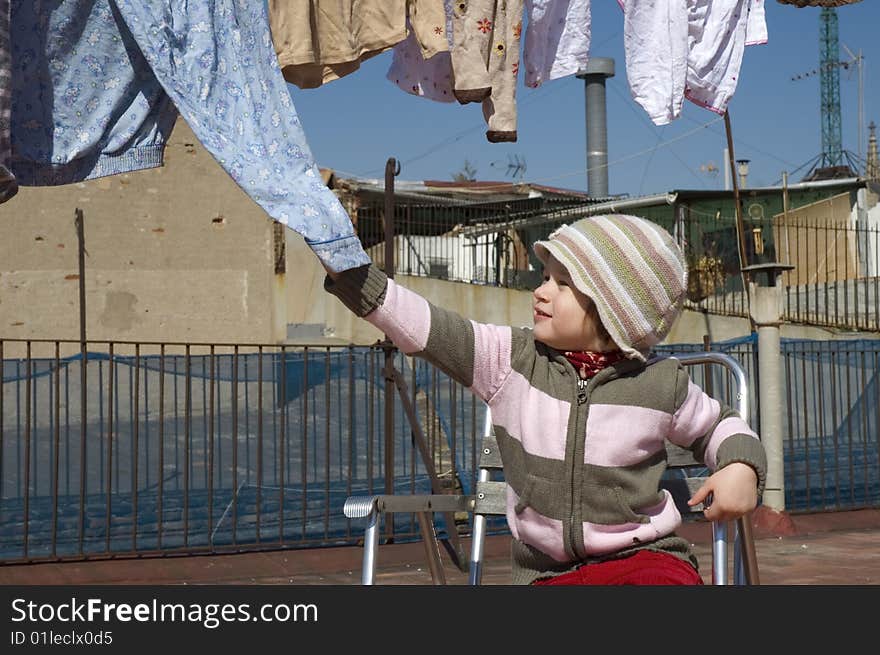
387,0,456,102
745,0,767,46
618,0,762,125
522,0,591,89
269,0,407,89
619,0,689,126
684,0,751,116
450,0,524,143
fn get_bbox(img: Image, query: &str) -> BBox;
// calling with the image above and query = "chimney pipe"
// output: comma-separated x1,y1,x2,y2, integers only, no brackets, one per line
577,58,615,198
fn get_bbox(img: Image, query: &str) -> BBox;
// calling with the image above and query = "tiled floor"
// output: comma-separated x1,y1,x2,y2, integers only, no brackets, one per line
1,508,878,586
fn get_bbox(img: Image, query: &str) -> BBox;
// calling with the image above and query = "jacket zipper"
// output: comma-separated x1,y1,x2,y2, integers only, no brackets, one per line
568,378,589,558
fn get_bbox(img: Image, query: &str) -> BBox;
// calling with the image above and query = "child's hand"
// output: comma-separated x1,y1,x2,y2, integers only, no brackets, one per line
687,462,758,522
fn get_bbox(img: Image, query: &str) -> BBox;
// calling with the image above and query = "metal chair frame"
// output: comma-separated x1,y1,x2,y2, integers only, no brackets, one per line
344,351,760,585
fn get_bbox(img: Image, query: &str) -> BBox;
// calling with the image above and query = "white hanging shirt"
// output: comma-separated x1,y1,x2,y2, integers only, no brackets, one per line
684,0,751,116
745,0,767,46
523,0,591,89
619,0,688,125
619,0,763,125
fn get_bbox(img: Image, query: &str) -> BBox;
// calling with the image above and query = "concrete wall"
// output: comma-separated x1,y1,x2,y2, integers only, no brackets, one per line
0,118,284,350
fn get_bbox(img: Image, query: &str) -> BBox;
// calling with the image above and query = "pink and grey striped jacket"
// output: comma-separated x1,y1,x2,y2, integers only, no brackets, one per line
327,264,767,584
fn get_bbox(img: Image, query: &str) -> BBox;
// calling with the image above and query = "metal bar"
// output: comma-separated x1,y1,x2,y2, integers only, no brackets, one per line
383,157,398,542
232,345,238,544
256,346,263,543
105,343,114,553
279,345,286,544
346,349,355,538
158,345,165,549
23,342,31,558
390,367,465,569
736,515,761,585
325,349,331,540
208,345,214,546
468,461,492,585
723,114,750,284
132,343,140,551
300,348,308,540
201,358,208,492
415,510,447,584
184,345,191,548
830,348,840,506
51,343,60,557
711,520,728,585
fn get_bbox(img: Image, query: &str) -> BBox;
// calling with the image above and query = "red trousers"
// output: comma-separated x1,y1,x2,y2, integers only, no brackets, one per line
531,550,703,585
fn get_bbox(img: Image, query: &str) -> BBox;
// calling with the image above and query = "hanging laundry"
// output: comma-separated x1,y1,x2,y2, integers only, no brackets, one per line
522,0,591,89
684,0,752,116
618,0,689,126
0,0,16,203
269,0,407,90
407,0,452,60
388,0,456,102
745,0,768,46
618,0,762,126
9,0,369,273
451,0,524,143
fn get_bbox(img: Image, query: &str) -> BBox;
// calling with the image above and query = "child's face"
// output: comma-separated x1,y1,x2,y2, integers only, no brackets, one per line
532,254,612,352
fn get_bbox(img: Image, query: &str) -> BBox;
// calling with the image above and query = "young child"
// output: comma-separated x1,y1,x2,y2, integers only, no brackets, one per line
323,213,766,585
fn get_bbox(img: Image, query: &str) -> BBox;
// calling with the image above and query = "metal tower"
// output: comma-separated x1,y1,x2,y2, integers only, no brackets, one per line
819,8,843,168
791,6,861,180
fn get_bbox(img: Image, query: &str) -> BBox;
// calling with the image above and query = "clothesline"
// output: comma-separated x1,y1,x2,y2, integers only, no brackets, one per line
332,115,725,193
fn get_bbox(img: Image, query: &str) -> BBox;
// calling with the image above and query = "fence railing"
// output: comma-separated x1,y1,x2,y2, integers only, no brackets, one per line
2,336,879,563
357,205,880,332
0,340,486,563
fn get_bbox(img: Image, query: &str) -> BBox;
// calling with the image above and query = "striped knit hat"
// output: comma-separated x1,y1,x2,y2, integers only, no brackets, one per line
533,214,688,361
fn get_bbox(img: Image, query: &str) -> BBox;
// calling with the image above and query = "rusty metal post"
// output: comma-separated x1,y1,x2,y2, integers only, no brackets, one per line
379,157,462,578
383,158,399,542
723,113,749,278
74,208,88,553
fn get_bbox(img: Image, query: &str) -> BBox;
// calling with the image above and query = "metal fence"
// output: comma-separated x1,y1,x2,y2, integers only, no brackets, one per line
0,340,487,563
360,205,880,332
2,335,879,564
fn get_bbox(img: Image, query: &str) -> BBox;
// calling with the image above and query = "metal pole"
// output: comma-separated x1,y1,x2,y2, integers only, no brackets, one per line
74,208,88,553
383,158,398,542
723,113,750,276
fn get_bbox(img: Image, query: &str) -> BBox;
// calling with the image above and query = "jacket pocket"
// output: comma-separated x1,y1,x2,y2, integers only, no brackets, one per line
580,483,647,525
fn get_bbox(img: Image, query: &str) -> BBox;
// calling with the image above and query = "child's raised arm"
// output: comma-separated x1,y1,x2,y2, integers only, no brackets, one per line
322,262,518,405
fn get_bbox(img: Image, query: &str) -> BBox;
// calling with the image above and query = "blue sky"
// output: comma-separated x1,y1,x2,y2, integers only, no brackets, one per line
288,2,880,197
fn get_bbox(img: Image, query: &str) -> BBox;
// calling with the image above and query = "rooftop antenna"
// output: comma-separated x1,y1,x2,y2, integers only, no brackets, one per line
490,154,527,181
840,42,864,162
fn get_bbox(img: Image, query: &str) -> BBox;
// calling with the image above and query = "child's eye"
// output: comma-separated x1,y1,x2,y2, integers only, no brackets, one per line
558,279,569,287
